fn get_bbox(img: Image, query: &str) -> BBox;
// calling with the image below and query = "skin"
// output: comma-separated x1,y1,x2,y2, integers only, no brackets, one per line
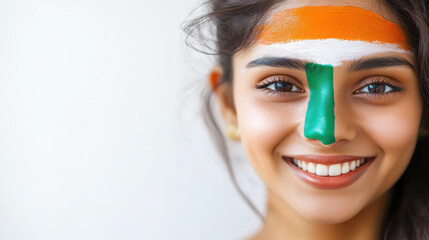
212,0,423,239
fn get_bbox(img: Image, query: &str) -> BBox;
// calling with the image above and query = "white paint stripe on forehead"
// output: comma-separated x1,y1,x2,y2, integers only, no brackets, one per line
258,39,411,66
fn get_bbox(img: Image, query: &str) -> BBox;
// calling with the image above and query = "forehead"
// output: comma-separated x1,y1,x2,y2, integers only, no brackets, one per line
271,0,396,20
259,6,408,49
245,5,410,67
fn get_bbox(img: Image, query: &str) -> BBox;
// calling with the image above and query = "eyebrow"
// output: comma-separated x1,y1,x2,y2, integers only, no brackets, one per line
349,57,414,71
246,56,414,72
246,57,306,70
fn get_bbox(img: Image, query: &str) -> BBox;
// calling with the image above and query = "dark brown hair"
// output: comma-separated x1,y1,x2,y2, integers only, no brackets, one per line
183,0,429,239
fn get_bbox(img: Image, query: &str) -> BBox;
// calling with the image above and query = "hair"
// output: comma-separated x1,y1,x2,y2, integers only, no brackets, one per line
183,0,429,239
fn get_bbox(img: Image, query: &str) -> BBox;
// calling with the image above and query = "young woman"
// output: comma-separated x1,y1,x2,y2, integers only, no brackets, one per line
185,0,429,239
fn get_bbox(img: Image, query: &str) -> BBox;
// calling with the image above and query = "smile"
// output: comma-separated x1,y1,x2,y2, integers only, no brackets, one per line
292,158,367,176
282,155,375,189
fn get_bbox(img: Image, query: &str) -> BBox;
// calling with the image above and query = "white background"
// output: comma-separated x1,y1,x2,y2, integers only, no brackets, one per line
0,0,265,239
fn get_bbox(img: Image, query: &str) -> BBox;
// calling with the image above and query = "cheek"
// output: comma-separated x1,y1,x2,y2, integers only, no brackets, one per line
359,100,421,152
233,91,307,175
354,95,422,187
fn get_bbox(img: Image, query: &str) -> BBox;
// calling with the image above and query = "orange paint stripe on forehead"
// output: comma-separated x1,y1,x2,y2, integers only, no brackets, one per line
258,6,409,50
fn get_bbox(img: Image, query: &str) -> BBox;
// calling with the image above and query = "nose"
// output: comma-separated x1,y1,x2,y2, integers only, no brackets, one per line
303,63,336,145
303,63,357,145
303,100,358,146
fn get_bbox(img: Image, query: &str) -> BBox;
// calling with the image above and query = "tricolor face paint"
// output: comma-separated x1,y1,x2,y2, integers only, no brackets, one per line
258,6,410,65
256,6,410,144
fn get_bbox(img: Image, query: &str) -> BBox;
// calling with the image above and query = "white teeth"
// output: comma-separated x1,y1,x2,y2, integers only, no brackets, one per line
308,162,316,174
328,164,341,176
342,162,350,174
350,161,356,170
302,161,308,171
316,164,328,176
291,158,370,176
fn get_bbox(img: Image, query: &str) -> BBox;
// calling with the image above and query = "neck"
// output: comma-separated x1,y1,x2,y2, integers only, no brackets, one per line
252,190,392,240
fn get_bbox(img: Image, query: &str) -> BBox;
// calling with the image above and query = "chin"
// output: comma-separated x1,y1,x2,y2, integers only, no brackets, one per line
301,209,359,224
291,195,366,224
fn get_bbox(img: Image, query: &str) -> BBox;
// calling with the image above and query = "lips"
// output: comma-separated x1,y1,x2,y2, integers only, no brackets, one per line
282,155,375,189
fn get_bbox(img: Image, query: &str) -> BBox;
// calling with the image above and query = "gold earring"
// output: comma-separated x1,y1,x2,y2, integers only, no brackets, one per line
226,124,240,141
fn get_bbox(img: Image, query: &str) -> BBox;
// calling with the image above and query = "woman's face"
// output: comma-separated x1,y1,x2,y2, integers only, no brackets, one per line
225,0,422,223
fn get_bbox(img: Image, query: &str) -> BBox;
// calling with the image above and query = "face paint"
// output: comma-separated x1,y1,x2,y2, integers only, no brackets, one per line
304,63,335,145
257,6,409,144
258,6,409,51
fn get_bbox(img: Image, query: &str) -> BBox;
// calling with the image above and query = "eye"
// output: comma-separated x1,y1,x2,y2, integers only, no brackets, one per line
267,82,301,92
256,76,304,95
354,77,403,95
359,84,394,94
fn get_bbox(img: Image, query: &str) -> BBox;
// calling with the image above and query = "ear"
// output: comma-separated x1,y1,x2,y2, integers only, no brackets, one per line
209,66,239,140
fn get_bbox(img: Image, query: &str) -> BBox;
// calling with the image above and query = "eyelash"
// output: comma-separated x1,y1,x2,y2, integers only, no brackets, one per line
255,76,303,96
354,77,403,98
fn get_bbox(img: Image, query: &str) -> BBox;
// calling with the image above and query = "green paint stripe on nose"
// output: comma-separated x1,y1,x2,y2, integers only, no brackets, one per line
304,63,335,145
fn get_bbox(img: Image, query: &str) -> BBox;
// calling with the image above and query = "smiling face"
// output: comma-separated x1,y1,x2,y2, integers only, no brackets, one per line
219,1,423,223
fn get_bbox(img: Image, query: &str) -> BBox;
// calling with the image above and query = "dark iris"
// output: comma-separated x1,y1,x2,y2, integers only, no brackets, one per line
274,82,293,92
367,84,386,93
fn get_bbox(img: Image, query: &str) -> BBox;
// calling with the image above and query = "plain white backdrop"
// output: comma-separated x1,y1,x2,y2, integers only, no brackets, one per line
0,0,265,239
